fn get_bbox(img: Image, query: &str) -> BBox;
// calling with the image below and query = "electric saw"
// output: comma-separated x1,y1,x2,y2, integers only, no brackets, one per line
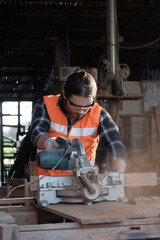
34,137,124,206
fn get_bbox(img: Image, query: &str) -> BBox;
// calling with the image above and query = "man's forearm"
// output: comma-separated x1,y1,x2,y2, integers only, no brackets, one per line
37,135,50,149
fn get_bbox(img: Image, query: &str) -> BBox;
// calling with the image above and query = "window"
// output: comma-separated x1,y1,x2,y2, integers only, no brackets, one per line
1,101,32,183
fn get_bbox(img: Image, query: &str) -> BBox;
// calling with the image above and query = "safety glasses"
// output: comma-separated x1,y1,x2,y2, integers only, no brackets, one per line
68,98,94,108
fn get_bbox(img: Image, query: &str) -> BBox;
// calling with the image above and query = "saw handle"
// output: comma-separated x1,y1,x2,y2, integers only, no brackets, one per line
79,174,96,195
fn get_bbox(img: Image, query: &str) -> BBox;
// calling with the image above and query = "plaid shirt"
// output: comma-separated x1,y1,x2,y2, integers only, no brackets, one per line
30,96,126,162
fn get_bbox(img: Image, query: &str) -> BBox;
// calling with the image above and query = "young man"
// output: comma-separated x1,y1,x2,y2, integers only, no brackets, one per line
30,69,126,175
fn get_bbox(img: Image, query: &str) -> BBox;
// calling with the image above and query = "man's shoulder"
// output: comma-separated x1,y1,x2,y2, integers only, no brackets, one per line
43,94,60,103
44,94,59,99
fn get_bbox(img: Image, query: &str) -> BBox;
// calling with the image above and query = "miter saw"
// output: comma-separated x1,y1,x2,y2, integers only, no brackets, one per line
34,137,124,206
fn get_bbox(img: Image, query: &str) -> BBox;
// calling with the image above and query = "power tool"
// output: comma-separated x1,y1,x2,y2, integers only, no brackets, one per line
34,137,124,206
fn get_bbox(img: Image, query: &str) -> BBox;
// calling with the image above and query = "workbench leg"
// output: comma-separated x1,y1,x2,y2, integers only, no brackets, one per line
23,179,29,197
0,223,20,240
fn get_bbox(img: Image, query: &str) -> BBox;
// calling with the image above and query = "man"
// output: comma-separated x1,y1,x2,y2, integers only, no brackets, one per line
30,69,126,176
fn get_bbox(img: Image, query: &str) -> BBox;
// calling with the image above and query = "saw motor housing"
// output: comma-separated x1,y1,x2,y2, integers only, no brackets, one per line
37,137,72,170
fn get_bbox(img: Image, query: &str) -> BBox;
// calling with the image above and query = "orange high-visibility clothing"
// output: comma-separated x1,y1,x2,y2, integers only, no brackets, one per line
35,95,102,176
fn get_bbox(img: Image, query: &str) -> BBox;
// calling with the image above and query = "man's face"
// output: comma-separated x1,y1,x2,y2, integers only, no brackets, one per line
64,94,94,121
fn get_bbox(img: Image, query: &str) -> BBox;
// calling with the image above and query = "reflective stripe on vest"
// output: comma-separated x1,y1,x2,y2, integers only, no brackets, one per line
50,122,97,137
50,121,67,135
70,127,97,136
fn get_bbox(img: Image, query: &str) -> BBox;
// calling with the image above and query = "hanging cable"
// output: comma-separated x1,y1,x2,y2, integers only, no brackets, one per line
108,37,160,50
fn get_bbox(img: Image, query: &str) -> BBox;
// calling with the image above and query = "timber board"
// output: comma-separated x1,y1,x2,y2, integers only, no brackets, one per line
18,222,160,240
44,201,160,225
0,197,34,206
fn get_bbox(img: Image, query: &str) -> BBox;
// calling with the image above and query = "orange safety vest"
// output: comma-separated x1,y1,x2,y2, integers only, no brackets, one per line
35,95,102,176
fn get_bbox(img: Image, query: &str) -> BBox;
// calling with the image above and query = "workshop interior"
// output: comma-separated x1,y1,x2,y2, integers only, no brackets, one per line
0,1,160,239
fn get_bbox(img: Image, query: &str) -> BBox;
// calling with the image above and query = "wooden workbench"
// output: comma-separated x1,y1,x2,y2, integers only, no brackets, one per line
0,172,159,239
44,200,160,225
1,197,160,239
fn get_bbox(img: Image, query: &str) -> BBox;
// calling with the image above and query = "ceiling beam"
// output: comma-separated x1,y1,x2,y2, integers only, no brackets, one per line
0,9,106,17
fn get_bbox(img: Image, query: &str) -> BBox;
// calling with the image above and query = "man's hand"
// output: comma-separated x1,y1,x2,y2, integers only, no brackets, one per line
110,159,126,172
44,137,59,151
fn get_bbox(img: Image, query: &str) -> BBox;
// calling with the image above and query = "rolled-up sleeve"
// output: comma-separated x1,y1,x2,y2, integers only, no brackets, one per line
30,98,50,147
98,108,127,162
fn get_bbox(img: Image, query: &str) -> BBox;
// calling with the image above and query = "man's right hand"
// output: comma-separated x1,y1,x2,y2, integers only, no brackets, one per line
44,137,59,151
110,159,126,172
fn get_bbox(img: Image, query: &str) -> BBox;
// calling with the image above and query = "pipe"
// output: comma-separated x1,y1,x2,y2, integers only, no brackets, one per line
109,0,117,74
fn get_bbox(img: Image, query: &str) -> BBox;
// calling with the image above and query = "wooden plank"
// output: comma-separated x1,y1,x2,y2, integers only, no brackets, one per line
107,216,160,227
9,211,38,225
154,106,160,140
120,225,160,239
29,176,39,191
0,223,19,240
97,94,144,100
0,197,34,206
19,221,160,240
29,161,36,177
6,205,35,213
44,202,124,224
124,172,157,187
0,211,16,224
43,201,160,225
20,216,160,231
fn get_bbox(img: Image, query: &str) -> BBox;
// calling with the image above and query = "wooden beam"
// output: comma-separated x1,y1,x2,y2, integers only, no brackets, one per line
1,220,160,240
0,197,34,206
0,10,106,17
124,172,157,187
19,221,160,240
154,106,160,141
0,223,19,240
44,200,160,225
9,211,38,225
